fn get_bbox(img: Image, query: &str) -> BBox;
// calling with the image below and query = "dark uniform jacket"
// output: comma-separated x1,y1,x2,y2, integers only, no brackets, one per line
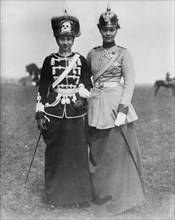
35,52,92,119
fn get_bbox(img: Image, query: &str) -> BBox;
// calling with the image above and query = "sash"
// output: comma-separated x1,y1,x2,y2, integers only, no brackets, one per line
93,49,123,82
52,53,80,89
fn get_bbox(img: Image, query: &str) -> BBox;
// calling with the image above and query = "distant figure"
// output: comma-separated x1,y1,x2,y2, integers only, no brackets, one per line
165,72,171,85
154,72,175,96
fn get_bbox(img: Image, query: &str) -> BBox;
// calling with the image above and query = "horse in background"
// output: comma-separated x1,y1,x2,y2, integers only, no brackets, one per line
154,78,175,96
19,63,41,86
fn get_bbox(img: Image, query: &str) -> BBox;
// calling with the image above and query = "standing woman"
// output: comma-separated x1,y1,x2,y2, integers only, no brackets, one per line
87,5,145,215
35,11,92,208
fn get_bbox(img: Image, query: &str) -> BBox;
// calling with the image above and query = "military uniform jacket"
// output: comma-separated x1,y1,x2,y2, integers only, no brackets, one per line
36,52,92,119
86,45,138,129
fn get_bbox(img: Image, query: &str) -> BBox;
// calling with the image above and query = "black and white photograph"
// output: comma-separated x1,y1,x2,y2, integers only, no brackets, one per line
1,1,174,219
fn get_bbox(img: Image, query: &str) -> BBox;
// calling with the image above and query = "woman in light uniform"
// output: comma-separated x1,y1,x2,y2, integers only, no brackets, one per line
87,5,145,215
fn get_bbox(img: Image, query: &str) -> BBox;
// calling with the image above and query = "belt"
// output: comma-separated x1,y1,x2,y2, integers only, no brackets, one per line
54,88,78,94
94,81,119,89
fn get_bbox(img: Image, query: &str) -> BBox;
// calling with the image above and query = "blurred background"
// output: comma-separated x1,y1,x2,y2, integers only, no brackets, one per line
1,0,174,84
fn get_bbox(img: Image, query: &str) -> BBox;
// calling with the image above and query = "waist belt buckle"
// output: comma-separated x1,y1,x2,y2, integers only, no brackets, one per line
97,81,104,89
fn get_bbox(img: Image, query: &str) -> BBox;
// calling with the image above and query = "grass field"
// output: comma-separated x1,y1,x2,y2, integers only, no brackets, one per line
0,83,174,220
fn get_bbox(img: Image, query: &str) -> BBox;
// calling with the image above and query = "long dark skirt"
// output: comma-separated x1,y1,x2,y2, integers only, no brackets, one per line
88,122,145,214
42,115,92,205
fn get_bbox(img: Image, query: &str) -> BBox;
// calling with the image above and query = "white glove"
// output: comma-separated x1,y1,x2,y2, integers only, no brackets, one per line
114,112,127,126
78,84,90,98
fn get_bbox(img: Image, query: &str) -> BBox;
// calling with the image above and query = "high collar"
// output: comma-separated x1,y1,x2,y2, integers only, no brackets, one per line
103,41,116,48
57,51,74,58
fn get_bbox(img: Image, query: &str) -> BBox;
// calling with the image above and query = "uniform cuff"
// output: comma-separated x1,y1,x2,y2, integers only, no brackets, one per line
78,83,85,88
35,112,45,120
117,104,129,114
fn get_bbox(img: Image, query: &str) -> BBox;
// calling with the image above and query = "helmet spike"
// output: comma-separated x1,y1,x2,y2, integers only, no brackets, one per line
107,1,111,12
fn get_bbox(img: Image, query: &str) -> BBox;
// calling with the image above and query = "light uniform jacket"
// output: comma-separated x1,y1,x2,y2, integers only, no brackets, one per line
35,52,92,119
86,45,138,129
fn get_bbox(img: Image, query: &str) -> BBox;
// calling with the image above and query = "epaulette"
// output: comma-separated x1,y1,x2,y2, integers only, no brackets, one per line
117,45,126,50
49,53,56,57
75,52,80,56
93,46,101,50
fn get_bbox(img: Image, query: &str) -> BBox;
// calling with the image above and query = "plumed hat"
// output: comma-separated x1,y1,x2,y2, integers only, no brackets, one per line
98,4,120,29
51,10,81,38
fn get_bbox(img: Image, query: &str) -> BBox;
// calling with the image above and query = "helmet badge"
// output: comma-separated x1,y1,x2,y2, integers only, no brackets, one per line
61,21,72,33
104,4,112,22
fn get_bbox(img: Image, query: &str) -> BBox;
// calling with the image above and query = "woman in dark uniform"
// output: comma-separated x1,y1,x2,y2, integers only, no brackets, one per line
86,5,145,215
35,10,92,209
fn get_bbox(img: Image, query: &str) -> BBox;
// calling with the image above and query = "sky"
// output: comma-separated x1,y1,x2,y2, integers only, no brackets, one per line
1,0,174,84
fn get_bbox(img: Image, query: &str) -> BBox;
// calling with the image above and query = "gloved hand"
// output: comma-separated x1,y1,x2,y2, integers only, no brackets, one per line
78,84,90,99
37,118,47,132
74,98,87,110
114,112,127,127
